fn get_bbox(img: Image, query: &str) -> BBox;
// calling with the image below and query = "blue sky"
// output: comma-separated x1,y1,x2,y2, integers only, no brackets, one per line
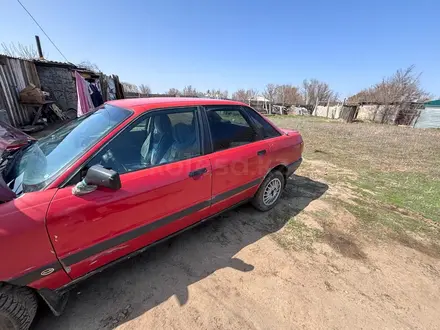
1,0,439,97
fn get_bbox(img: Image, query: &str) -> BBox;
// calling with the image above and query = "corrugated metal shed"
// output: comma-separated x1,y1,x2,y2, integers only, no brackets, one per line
0,55,41,126
424,100,440,107
33,59,77,68
413,100,440,129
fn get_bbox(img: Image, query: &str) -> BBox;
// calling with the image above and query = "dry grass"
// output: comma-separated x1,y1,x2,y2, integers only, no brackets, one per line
270,116,440,178
269,115,440,256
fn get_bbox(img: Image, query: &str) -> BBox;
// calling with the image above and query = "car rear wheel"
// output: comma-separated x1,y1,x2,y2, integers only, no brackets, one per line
0,284,38,330
251,170,285,212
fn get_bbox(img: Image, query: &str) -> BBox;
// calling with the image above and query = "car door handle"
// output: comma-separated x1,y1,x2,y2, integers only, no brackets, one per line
257,149,267,156
189,167,207,178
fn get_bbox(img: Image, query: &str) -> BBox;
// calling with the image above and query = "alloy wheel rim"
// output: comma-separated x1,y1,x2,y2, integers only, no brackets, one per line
262,178,282,206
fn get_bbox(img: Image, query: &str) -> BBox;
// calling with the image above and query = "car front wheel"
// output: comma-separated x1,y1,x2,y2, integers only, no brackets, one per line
0,283,38,330
251,170,285,212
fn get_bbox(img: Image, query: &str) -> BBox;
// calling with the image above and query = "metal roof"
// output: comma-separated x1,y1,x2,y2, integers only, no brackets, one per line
0,54,94,72
424,100,440,107
413,107,440,128
0,53,34,62
33,58,78,68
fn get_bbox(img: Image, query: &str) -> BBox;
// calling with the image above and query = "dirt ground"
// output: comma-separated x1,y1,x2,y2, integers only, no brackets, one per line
32,117,440,330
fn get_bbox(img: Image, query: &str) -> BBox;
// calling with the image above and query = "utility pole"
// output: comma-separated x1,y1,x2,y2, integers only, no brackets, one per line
35,35,44,60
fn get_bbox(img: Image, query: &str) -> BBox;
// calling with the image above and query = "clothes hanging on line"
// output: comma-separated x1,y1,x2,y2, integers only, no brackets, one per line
106,76,117,100
75,71,94,117
89,82,104,107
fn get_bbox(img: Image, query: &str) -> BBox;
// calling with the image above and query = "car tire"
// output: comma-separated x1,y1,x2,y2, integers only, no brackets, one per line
0,283,38,330
251,170,285,212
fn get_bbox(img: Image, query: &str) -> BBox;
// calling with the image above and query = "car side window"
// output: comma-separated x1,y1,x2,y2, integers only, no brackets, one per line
242,106,281,138
206,106,258,152
85,108,201,175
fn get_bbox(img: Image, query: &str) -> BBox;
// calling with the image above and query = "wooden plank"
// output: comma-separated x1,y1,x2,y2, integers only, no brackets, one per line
0,65,18,126
51,103,68,120
3,60,25,126
29,62,41,87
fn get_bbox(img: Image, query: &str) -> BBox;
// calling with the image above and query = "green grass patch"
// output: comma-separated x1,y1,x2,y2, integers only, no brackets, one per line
273,216,322,251
345,200,411,233
354,172,440,222
342,199,440,256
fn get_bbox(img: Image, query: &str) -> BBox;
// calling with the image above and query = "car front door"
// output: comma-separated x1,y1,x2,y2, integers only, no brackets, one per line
203,105,272,215
46,107,212,279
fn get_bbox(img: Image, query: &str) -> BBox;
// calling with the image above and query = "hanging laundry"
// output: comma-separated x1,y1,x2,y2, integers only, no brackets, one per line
89,83,104,107
106,76,117,100
75,71,94,117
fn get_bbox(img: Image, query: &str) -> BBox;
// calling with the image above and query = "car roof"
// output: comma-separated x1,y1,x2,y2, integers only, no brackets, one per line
107,97,247,114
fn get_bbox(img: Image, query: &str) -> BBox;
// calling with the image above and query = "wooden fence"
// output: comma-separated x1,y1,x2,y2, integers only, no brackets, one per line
0,55,40,126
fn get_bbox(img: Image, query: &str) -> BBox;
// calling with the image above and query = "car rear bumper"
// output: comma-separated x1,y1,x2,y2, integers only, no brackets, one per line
286,158,302,177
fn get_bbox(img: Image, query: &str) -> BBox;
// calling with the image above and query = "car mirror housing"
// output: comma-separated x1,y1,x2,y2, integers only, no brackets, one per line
85,165,122,190
72,165,121,196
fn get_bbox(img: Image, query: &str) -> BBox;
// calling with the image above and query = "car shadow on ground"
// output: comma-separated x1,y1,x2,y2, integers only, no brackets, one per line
33,175,328,329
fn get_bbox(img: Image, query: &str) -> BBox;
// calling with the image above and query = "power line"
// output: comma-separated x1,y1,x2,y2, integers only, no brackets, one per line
16,0,70,62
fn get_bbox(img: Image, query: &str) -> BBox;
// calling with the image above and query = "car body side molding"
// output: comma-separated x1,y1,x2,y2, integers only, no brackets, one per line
7,177,263,287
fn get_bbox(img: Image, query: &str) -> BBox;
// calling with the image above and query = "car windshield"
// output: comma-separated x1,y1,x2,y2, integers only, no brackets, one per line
5,105,132,194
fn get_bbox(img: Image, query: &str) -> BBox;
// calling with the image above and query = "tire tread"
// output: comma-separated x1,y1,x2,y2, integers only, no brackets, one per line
0,283,37,330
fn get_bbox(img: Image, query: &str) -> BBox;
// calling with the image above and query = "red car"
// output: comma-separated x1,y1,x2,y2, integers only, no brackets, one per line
0,98,302,329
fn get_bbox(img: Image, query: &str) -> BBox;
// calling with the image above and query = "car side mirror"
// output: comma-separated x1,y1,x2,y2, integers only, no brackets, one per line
84,165,121,190
72,165,121,196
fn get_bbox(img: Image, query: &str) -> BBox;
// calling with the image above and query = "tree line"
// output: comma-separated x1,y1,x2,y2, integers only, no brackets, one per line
131,80,337,107
135,66,430,106
3,43,431,105
232,80,337,106
347,65,431,104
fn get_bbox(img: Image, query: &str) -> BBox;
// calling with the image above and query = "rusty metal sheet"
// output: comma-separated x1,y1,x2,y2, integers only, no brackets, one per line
0,55,38,126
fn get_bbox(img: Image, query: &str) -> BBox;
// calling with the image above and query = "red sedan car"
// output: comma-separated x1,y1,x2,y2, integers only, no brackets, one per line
0,98,302,329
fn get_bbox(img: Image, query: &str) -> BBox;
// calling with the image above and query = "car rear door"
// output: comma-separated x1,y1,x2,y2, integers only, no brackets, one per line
203,105,272,215
46,107,212,279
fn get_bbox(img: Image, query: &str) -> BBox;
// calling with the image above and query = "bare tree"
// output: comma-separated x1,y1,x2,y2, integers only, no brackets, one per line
348,65,431,104
232,89,259,103
206,89,228,99
183,85,201,97
1,42,46,60
121,82,139,93
232,89,248,102
263,84,277,113
247,89,258,101
302,79,335,105
78,60,100,72
275,85,301,114
275,85,286,114
285,85,303,105
167,88,181,96
275,84,302,105
138,84,151,95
